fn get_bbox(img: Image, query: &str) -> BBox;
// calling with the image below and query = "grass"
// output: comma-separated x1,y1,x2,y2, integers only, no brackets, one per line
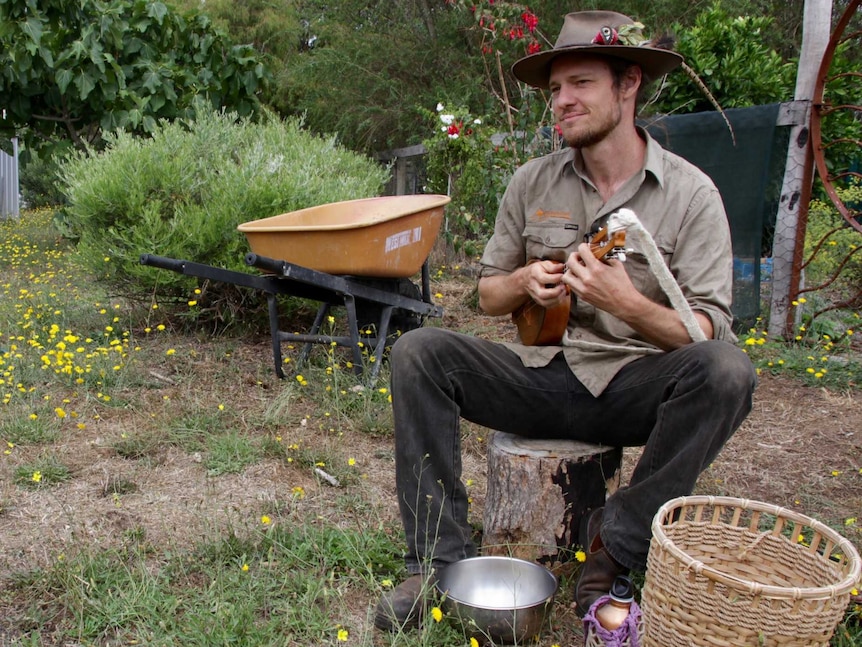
0,207,860,646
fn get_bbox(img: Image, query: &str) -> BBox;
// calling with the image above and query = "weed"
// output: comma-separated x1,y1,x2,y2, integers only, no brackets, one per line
205,431,261,476
14,455,71,488
1,415,60,445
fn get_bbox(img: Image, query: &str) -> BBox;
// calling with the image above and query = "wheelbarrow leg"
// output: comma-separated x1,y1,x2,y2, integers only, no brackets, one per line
343,295,365,377
368,305,394,383
421,260,432,303
300,302,332,366
267,294,285,379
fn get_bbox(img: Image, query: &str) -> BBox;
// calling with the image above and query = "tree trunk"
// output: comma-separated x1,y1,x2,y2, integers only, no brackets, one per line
482,431,621,566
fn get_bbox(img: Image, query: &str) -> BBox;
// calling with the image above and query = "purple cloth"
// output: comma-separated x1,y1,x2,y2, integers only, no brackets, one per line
582,596,641,647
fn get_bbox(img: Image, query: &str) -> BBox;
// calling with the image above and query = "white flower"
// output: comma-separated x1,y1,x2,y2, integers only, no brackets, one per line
448,133,460,140
473,118,482,125
436,102,445,112
441,126,448,133
439,114,455,125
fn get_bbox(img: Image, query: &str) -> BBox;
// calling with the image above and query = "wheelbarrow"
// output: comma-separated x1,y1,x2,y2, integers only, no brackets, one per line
141,194,450,381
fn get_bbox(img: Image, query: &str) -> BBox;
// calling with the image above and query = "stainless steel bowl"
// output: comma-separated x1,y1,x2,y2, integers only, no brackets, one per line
436,556,558,644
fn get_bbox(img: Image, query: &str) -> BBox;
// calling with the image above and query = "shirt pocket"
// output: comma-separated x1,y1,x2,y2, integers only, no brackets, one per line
623,248,673,306
522,222,580,263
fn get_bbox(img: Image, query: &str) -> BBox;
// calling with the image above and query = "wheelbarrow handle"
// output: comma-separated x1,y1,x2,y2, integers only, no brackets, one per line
245,253,286,274
139,254,187,272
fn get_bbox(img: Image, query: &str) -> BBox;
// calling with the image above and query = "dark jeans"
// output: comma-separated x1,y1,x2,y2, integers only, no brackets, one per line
390,327,757,573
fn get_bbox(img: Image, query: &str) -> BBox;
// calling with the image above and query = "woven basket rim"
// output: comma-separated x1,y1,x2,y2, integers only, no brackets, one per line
651,495,862,599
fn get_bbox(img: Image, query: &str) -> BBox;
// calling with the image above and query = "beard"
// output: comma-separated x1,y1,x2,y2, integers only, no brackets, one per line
560,102,622,149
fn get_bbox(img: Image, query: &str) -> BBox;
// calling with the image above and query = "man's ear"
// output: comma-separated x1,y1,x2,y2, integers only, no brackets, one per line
619,65,642,99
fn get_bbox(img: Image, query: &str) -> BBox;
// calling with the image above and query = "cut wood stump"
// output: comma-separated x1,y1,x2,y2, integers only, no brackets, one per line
482,431,622,565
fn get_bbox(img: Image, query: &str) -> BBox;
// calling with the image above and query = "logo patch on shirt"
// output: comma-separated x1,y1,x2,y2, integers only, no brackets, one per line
532,209,573,222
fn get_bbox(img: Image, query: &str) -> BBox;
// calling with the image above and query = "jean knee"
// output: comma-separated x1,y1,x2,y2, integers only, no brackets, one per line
391,327,448,373
698,340,757,398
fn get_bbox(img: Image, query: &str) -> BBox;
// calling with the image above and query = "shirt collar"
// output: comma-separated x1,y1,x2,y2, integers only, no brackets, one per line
641,127,666,189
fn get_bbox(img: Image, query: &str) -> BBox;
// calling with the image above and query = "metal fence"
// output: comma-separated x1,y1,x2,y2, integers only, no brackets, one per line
0,138,20,219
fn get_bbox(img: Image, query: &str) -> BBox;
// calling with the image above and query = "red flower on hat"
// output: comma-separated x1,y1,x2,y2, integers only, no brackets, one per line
591,26,619,45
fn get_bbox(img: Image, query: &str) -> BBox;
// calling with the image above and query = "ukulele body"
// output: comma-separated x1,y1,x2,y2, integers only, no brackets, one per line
512,226,627,346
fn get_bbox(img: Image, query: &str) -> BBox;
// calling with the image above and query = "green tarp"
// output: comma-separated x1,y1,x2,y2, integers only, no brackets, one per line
643,103,787,329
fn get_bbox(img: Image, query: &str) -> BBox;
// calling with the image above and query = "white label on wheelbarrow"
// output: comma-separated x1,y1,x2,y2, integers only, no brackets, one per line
385,227,422,253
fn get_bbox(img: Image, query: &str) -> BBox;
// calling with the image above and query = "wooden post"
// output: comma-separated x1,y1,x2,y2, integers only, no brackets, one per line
482,431,622,565
768,0,833,338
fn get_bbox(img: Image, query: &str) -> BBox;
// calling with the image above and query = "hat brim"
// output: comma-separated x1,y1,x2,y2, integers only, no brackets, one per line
512,45,683,89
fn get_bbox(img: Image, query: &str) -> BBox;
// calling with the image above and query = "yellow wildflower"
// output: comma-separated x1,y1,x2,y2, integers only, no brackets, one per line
261,515,272,525
32,471,42,483
431,607,443,622
337,628,348,642
575,550,586,562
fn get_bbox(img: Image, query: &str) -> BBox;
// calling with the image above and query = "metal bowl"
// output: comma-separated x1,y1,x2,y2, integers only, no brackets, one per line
436,556,558,644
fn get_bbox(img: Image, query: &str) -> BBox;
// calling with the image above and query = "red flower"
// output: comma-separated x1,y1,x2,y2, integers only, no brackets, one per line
447,123,462,137
521,11,538,33
527,41,541,55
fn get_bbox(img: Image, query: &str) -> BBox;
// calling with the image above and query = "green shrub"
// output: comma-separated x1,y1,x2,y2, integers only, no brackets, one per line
19,151,70,209
652,3,795,114
58,106,389,321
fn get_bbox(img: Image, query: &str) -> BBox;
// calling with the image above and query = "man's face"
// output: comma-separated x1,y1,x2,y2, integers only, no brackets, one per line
548,55,623,149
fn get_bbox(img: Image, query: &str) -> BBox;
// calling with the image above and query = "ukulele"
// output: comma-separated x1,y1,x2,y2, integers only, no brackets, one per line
512,225,628,346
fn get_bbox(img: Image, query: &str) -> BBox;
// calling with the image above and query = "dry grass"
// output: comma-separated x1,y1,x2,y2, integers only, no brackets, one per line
1,222,860,644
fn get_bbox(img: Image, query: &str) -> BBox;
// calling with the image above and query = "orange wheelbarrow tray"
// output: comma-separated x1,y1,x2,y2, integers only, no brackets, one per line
237,194,450,278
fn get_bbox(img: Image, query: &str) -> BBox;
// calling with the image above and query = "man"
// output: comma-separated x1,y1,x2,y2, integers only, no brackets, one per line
375,10,757,631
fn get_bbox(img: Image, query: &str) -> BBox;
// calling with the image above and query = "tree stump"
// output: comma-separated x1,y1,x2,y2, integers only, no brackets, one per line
482,431,622,565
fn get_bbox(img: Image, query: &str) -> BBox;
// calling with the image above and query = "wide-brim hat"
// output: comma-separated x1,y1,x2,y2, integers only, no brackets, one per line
512,11,683,89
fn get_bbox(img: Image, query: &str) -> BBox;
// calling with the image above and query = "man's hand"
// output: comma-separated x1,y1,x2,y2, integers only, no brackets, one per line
478,259,567,316
525,260,568,308
562,242,714,349
562,243,637,316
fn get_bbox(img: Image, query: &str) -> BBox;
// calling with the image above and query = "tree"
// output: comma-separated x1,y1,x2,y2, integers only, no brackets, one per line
0,0,270,152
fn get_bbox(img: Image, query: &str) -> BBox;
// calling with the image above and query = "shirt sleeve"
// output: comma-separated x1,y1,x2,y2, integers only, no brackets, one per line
479,165,529,277
672,182,738,343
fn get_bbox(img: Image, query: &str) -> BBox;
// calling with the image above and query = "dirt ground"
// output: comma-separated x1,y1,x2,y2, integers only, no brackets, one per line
0,269,861,637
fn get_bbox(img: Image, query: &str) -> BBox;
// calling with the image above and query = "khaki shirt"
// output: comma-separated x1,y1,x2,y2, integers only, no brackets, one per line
480,130,736,396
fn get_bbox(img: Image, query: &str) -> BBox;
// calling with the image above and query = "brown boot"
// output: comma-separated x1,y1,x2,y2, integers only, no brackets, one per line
374,573,435,631
574,508,629,618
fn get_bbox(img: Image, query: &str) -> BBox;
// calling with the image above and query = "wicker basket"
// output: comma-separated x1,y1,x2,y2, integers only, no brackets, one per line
641,496,861,647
